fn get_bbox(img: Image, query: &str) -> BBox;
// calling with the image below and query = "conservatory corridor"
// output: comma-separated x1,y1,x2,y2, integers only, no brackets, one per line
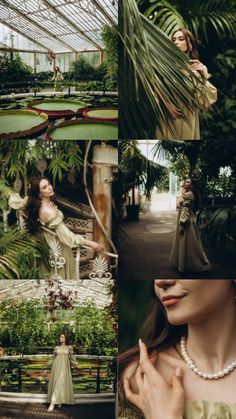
118,209,236,280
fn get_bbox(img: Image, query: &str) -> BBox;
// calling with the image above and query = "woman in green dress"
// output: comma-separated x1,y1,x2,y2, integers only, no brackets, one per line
47,334,78,412
8,177,104,279
119,279,236,419
156,29,217,140
169,178,212,273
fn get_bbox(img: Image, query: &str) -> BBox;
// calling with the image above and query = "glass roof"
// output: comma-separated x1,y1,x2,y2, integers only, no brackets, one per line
0,279,112,308
0,0,118,52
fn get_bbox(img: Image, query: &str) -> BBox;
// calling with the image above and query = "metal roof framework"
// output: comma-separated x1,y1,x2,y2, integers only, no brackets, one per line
0,279,112,308
0,0,118,53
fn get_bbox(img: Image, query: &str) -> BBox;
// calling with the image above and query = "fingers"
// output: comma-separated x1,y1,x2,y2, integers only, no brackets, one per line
123,376,140,408
171,367,184,393
139,339,159,379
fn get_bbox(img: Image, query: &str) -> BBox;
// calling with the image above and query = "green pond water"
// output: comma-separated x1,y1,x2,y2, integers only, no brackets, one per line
49,123,118,140
0,114,46,134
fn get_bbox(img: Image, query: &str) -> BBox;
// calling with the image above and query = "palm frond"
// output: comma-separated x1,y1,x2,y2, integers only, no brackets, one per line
119,0,201,139
145,0,236,41
0,228,49,279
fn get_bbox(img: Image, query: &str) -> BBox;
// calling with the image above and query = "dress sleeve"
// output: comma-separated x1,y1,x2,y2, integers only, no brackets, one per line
43,211,85,248
68,346,79,369
196,75,217,110
8,192,28,210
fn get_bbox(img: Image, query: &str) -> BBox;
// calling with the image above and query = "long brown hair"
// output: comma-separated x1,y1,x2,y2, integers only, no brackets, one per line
172,28,199,60
25,177,51,234
119,285,187,373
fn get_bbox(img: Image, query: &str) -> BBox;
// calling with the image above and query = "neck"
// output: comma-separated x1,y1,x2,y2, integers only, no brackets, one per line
60,342,66,346
186,300,236,371
41,197,52,204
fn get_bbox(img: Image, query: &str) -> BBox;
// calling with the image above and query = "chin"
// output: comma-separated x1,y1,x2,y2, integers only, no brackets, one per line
166,312,189,326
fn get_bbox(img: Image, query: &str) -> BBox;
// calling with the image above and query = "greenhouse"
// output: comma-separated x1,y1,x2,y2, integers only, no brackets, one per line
0,279,116,416
0,0,118,140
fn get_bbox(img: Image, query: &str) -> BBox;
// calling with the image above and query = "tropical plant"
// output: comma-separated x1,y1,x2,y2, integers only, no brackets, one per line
101,25,118,81
119,0,203,138
69,57,96,81
0,53,33,84
119,140,168,205
0,227,49,279
141,0,236,41
198,205,236,256
119,0,236,139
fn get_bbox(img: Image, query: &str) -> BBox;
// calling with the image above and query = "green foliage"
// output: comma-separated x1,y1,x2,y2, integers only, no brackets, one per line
70,57,96,81
119,0,201,138
74,302,116,355
119,140,168,204
142,0,236,41
201,46,236,139
0,53,33,83
101,25,118,80
198,205,236,253
0,227,49,279
0,299,116,356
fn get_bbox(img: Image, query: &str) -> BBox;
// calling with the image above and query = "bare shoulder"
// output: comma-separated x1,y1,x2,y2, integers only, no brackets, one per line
39,205,57,223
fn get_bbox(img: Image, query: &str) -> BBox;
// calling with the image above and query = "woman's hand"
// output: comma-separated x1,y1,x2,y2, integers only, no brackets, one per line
124,339,185,419
87,240,105,253
190,60,208,78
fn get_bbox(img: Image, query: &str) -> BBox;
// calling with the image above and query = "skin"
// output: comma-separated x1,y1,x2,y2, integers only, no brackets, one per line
172,30,208,79
39,179,104,252
59,334,66,345
123,280,236,419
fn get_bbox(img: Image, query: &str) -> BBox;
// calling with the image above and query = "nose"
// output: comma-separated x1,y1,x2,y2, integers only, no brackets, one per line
154,280,177,289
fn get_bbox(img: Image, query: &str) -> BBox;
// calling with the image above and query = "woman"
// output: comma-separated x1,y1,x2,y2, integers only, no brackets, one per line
156,28,217,140
170,178,211,273
8,177,104,279
119,279,236,419
47,334,78,412
51,66,64,92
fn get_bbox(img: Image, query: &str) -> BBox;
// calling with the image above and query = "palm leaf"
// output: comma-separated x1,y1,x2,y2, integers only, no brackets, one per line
119,0,202,139
144,0,236,40
0,228,49,279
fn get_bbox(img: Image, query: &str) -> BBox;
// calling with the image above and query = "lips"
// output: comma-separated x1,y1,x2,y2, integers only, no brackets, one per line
162,294,187,307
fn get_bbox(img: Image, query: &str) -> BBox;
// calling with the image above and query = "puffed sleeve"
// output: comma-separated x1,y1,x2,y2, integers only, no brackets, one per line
196,76,217,110
68,346,79,369
43,211,85,248
8,192,28,210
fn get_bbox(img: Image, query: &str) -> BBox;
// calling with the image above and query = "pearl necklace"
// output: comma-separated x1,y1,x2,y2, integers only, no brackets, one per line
180,336,236,380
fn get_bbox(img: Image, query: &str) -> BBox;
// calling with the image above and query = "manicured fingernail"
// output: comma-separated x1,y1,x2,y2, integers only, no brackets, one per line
139,338,142,346
175,367,183,377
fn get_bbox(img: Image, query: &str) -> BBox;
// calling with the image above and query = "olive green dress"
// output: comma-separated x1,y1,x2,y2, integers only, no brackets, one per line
169,194,211,272
48,345,78,405
156,75,217,140
8,192,85,279
119,400,236,418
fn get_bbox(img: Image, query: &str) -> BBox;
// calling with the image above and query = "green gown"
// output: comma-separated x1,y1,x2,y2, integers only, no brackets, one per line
8,192,85,279
156,74,217,140
169,194,211,273
119,399,236,419
47,345,78,405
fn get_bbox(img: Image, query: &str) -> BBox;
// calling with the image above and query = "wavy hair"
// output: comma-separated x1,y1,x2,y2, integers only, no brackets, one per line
119,285,187,373
172,28,199,60
25,177,52,234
